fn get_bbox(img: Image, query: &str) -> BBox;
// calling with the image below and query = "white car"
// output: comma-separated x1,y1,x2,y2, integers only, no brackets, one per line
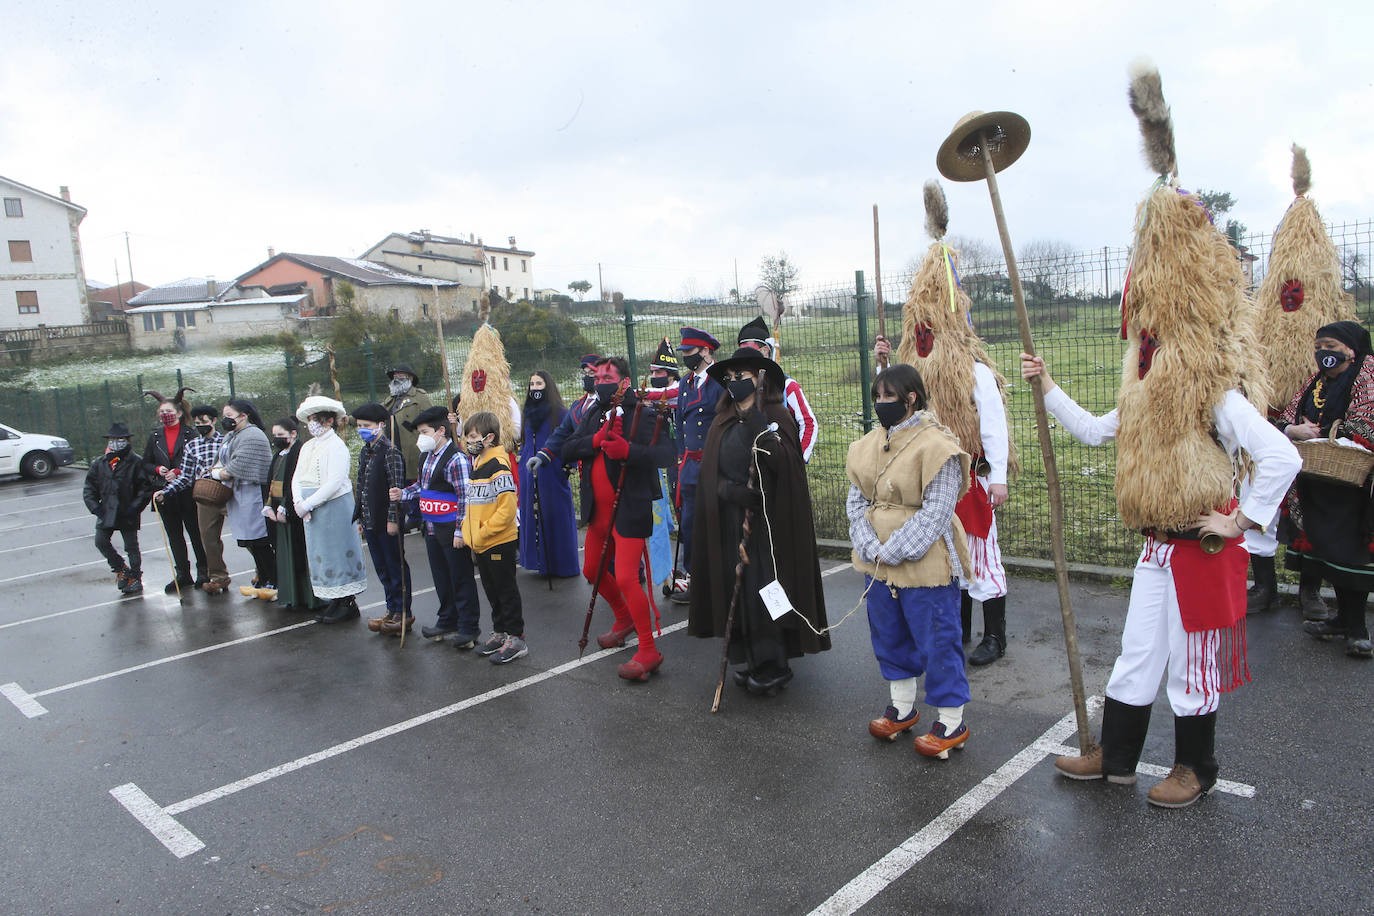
0,421,76,479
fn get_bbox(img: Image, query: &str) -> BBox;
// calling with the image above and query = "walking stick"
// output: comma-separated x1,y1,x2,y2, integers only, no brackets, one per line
389,413,410,648
150,496,185,604
577,394,666,656
873,203,889,370
531,463,553,590
431,282,456,439
938,111,1090,751
711,444,763,713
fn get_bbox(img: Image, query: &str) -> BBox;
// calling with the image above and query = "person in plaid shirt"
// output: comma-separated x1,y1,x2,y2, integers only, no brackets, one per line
389,405,483,648
156,404,229,592
352,403,413,635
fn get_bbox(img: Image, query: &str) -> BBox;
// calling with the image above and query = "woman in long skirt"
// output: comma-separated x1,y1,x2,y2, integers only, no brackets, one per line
517,371,581,577
266,417,326,612
208,399,276,598
292,396,367,623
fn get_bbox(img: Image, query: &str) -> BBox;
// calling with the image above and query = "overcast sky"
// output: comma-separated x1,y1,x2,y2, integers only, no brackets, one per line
5,0,1372,300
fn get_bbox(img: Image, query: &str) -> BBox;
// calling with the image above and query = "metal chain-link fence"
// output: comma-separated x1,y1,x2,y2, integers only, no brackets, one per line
5,219,1374,571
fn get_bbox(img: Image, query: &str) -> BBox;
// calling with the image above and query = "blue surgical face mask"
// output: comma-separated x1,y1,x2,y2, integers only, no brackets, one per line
358,427,377,443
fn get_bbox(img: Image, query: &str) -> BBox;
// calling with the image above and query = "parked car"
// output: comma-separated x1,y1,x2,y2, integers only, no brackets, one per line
0,421,75,479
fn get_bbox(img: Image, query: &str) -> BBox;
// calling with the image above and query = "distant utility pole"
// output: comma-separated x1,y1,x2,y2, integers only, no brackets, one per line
114,260,123,309
124,232,136,292
734,259,740,304
598,262,604,303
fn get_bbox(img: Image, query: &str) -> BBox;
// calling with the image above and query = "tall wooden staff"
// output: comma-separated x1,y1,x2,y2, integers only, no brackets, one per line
873,204,889,370
431,282,456,437
326,345,347,441
936,111,1090,751
710,436,764,713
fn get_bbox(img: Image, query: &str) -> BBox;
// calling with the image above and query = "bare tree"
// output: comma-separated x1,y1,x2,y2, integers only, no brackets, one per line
943,234,1000,273
758,251,800,298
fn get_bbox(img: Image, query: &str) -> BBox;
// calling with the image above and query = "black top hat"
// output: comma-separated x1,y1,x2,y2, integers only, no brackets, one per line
103,422,131,439
386,364,420,384
706,347,786,392
737,315,771,346
650,338,680,372
351,402,391,424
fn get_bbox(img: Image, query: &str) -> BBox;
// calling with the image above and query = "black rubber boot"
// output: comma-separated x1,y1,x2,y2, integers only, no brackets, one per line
1174,712,1218,790
1298,564,1330,620
968,596,1006,666
1245,555,1278,614
1100,696,1153,784
960,591,973,646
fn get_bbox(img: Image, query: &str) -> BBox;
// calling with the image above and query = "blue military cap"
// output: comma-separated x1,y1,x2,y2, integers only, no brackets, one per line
676,327,720,351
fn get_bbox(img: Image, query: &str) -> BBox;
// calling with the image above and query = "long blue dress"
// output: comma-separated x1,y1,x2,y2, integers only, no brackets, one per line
518,403,582,577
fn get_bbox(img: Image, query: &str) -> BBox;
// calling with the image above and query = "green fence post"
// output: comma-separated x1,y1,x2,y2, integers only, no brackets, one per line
104,380,114,427
623,296,638,382
286,351,297,408
227,361,235,399
855,270,874,433
364,340,376,401
134,373,146,432
77,384,91,463
176,368,184,391
53,389,62,448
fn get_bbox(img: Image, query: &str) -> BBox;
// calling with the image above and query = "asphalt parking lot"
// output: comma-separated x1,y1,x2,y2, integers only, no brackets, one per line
1,470,1370,915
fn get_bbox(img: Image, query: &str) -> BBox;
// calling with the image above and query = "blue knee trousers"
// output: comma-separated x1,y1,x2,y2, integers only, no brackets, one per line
866,577,970,708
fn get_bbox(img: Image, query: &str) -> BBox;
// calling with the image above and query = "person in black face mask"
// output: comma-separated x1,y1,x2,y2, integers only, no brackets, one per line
671,327,722,604
687,348,829,695
157,404,228,590
85,422,157,595
516,371,580,578
527,353,600,477
1278,320,1374,658
264,416,325,612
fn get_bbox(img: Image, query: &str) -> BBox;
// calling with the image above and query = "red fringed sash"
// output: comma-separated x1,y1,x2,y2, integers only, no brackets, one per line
1168,536,1250,697
954,469,993,539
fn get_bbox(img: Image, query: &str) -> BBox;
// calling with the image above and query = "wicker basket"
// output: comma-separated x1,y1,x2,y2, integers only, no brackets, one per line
192,476,233,506
1295,423,1374,487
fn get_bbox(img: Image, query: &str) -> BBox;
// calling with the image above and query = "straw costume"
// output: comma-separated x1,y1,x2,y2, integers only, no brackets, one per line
1243,146,1356,613
896,180,1019,666
459,296,521,453
1044,62,1300,808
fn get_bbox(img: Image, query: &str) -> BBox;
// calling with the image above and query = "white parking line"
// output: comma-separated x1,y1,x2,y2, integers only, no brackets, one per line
0,486,81,505
0,547,168,585
0,567,255,629
1,499,84,514
0,514,93,531
809,697,1256,915
0,532,96,554
821,564,849,578
111,621,689,858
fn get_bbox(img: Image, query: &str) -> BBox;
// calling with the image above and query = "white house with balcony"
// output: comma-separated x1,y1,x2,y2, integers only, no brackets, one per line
360,230,536,307
1,176,91,330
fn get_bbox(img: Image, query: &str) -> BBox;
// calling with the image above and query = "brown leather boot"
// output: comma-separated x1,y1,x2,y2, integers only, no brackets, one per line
1054,745,1105,781
378,615,415,636
1146,765,1207,808
367,614,392,632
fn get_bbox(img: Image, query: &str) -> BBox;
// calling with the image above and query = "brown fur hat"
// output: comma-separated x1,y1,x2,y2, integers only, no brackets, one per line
1252,144,1355,410
895,181,1018,476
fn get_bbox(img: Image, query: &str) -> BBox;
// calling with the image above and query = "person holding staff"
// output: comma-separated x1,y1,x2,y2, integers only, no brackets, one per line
848,364,974,759
517,370,580,578
687,347,829,695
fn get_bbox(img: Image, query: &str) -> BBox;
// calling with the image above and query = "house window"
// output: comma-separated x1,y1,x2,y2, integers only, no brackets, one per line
422,302,429,318
175,311,186,328
391,307,400,320
155,313,165,330
3,198,21,218
142,315,153,331
16,290,39,314
417,264,424,272
523,288,529,300
490,255,496,269
471,299,477,310
8,240,33,261
503,257,509,270
521,259,527,272
505,286,512,298
185,311,196,327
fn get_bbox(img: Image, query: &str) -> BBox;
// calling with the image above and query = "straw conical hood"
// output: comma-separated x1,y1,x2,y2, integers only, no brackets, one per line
459,323,517,451
1252,145,1355,409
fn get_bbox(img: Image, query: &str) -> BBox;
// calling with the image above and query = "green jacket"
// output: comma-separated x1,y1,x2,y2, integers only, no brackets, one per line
382,387,434,479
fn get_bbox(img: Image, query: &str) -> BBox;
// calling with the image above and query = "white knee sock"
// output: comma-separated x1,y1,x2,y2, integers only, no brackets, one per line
937,705,964,733
889,678,918,718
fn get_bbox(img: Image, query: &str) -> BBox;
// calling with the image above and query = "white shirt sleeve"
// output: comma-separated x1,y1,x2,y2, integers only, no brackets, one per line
1213,389,1302,527
1043,386,1119,446
509,396,522,439
290,440,309,506
972,362,1009,485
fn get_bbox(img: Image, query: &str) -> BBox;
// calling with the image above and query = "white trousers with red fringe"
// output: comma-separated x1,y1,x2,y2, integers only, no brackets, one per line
964,500,1007,603
1105,540,1223,717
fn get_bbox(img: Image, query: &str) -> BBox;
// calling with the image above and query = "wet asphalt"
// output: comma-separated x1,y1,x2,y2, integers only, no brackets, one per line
0,471,1370,915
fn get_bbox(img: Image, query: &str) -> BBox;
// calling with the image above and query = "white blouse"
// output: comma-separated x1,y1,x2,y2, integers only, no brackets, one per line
291,430,353,511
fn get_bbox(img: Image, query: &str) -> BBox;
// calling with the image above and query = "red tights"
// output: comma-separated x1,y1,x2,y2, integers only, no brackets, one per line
584,458,657,662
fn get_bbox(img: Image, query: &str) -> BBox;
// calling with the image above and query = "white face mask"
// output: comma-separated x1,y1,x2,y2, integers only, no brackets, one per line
307,420,327,438
416,433,438,454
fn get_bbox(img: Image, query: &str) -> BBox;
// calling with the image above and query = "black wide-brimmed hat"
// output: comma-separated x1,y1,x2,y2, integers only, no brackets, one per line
706,347,786,392
103,422,131,438
386,364,420,384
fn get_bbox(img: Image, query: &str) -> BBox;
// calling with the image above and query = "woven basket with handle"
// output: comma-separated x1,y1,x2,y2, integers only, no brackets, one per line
1295,421,1374,487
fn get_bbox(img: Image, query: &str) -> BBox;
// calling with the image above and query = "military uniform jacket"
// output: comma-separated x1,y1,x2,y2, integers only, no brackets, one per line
674,368,723,488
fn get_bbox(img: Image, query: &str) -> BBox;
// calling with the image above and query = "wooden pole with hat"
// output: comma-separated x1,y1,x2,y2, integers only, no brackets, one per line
937,110,1090,751
432,282,456,438
873,204,889,370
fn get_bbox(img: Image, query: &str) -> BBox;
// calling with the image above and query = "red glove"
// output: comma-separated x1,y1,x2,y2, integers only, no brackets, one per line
602,433,630,461
593,414,623,449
